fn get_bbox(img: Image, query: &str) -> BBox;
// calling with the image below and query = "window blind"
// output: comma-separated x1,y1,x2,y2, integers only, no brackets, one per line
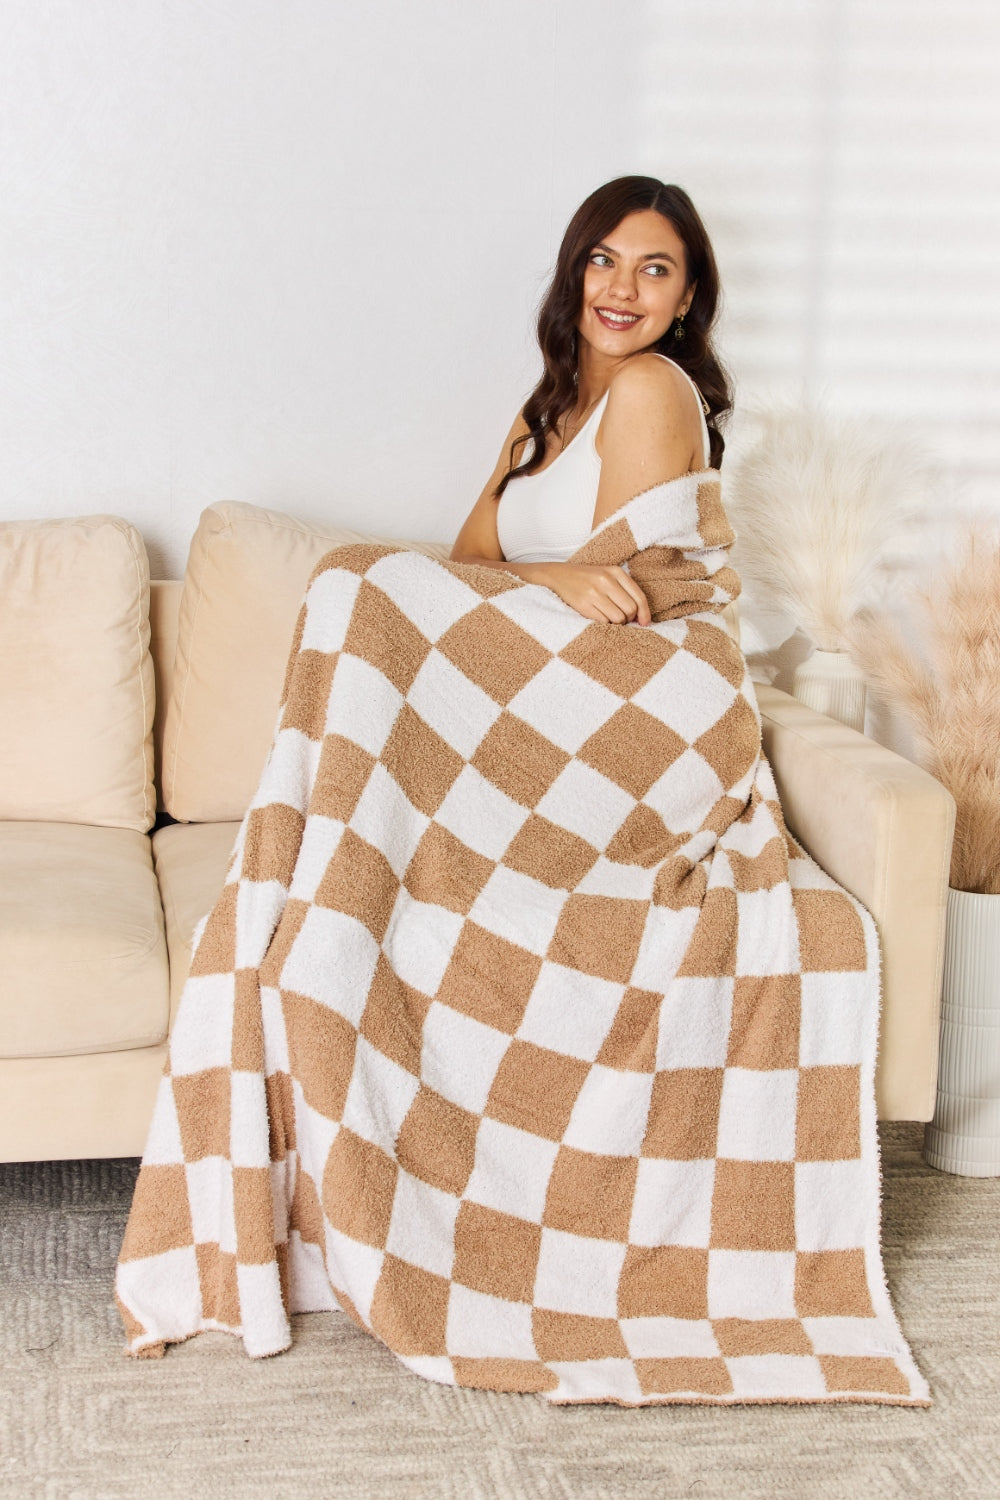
638,0,1000,513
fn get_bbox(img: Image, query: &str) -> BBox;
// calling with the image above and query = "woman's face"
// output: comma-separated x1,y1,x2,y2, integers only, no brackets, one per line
576,209,693,361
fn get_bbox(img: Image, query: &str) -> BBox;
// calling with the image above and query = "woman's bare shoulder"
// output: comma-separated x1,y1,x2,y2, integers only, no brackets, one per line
606,352,691,410
503,406,532,449
599,354,699,455
489,407,532,488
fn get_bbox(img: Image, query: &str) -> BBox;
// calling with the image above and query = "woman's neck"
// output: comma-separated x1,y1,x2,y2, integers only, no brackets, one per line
575,343,634,410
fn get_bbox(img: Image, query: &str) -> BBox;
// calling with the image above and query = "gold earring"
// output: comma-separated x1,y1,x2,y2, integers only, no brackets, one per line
673,312,686,342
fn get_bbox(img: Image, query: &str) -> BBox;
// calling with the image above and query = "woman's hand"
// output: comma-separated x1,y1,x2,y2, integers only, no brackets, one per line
534,562,651,625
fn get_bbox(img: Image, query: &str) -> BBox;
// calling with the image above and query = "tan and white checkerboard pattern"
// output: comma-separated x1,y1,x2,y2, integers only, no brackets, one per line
117,477,928,1405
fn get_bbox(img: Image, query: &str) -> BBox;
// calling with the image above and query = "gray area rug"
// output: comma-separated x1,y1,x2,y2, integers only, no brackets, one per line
1,1124,998,1500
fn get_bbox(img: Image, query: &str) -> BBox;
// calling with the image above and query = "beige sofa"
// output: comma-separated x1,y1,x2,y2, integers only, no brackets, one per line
0,503,956,1164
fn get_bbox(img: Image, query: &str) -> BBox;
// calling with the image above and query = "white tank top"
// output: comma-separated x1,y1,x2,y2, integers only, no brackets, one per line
496,355,712,565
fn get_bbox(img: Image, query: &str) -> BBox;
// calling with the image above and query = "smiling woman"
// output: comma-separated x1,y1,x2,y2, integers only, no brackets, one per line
450,176,732,625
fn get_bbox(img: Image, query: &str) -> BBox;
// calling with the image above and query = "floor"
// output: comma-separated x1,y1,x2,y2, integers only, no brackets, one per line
1,1124,998,1499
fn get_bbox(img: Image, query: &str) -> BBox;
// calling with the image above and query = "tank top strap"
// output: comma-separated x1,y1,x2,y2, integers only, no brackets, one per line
586,388,611,450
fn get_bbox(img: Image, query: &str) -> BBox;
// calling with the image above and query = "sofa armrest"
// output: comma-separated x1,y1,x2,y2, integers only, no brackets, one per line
753,683,956,1121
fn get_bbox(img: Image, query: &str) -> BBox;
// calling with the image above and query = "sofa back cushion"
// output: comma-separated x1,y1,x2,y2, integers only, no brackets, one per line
0,515,155,830
162,502,449,822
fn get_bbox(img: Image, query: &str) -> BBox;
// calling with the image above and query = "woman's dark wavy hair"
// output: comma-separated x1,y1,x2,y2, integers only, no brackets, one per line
495,176,732,497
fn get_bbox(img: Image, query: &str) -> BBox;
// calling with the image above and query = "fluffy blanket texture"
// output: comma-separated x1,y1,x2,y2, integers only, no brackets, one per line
117,477,928,1405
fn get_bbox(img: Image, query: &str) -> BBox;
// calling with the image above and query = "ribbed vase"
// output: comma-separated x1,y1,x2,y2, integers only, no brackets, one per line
791,650,867,732
924,888,1000,1177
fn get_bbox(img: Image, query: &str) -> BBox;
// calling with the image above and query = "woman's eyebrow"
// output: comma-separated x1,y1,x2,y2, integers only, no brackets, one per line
594,242,679,267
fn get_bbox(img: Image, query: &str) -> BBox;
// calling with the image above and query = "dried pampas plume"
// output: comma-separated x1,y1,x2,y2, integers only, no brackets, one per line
850,529,1000,895
727,408,926,650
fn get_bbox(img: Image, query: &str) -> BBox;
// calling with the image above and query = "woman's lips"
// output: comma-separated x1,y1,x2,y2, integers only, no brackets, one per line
594,307,643,332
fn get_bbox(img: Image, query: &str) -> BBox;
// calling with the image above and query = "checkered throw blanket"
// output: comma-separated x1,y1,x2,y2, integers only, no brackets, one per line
117,477,928,1405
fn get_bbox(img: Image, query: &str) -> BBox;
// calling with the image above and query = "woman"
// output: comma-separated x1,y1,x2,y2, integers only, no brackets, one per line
116,179,925,1408
451,176,732,624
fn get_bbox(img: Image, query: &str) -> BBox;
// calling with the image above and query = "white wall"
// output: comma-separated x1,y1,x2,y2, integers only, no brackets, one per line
0,0,642,576
2,0,998,598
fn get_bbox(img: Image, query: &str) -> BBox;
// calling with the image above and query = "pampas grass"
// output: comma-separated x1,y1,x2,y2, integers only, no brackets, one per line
727,408,926,650
851,529,1000,895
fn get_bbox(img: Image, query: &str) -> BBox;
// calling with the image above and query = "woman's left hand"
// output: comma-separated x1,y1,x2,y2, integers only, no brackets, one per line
531,561,652,625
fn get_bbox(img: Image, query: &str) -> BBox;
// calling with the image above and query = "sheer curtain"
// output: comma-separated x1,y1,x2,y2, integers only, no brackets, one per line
638,0,1000,518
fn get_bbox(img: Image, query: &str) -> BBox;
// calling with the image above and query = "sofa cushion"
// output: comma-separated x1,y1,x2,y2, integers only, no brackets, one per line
0,515,155,830
0,1047,168,1163
0,823,169,1058
152,820,242,1019
161,502,449,822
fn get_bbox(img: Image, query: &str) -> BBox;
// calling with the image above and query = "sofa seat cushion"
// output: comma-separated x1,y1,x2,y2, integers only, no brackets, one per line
0,515,155,830
153,820,242,1018
0,823,169,1058
162,501,450,823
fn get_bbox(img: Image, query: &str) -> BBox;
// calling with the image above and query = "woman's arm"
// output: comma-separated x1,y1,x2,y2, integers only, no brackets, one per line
450,410,652,626
591,354,704,529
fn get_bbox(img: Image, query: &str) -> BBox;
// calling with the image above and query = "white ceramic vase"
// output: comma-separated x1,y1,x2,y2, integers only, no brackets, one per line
923,887,1000,1177
791,649,867,732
